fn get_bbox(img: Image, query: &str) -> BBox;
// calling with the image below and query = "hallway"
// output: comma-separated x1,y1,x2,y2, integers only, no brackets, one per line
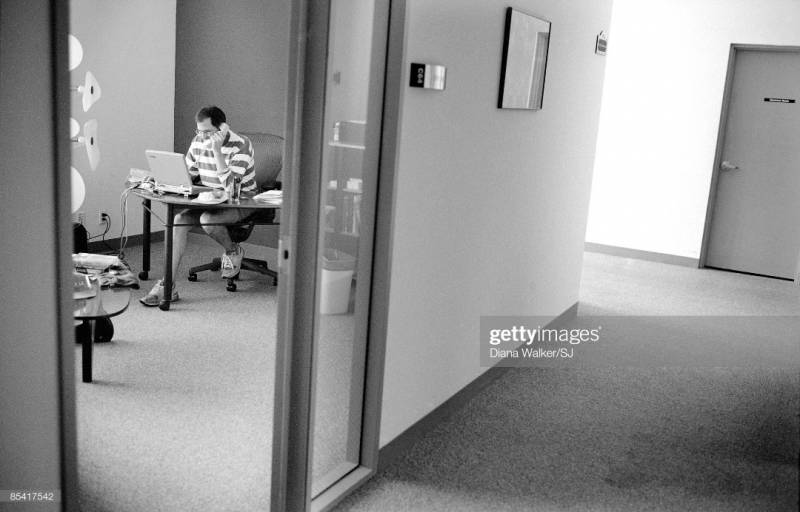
334,252,800,511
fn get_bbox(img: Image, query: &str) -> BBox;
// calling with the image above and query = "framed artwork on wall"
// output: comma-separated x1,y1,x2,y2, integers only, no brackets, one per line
498,7,552,110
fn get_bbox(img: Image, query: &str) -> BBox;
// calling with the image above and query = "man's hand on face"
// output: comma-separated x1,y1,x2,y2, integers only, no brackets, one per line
208,131,225,152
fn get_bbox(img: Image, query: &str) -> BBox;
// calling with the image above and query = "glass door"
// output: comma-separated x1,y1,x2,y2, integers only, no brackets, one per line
270,0,393,509
310,0,374,494
310,0,390,501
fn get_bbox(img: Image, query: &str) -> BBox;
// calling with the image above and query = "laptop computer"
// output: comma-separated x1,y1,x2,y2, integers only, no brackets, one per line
145,149,213,195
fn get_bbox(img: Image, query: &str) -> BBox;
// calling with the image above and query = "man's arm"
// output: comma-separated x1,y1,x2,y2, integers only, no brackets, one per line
209,132,232,186
185,143,201,185
228,141,255,188
209,134,254,188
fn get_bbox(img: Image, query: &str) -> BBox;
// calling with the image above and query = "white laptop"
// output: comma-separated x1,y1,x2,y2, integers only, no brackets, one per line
145,149,212,195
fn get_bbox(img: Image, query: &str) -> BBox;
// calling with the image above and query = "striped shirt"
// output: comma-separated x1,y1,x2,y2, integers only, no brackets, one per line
185,130,256,191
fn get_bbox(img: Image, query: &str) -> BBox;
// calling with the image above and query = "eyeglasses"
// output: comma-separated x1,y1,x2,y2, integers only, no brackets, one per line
195,129,218,136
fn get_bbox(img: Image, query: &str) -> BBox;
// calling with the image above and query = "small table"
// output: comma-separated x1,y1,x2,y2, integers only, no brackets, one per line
133,189,280,311
74,283,131,383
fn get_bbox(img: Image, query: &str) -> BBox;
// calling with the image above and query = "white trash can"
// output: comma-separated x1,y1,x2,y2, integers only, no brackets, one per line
319,249,356,315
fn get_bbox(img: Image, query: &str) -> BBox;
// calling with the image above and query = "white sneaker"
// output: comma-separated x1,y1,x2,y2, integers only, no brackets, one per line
221,245,244,278
139,279,179,307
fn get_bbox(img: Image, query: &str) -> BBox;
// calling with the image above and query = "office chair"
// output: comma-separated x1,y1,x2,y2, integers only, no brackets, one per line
187,132,282,292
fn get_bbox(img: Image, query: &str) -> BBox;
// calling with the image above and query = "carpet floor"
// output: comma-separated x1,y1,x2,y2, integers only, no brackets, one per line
333,252,800,512
76,234,358,511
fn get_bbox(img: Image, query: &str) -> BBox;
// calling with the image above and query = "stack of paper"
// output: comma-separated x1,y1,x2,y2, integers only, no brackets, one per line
253,190,283,205
73,253,122,271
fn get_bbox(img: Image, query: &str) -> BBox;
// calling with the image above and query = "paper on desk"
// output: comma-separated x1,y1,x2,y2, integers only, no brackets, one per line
253,190,283,205
191,191,229,204
73,271,97,300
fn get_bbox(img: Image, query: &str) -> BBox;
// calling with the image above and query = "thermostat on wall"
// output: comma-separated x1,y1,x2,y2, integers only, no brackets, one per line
410,63,446,90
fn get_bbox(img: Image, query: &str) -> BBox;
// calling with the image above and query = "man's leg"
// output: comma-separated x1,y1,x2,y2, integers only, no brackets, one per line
172,209,203,277
199,209,248,278
199,209,246,251
140,208,201,307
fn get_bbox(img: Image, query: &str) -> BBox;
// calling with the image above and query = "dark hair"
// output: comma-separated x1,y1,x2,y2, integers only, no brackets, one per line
195,105,226,128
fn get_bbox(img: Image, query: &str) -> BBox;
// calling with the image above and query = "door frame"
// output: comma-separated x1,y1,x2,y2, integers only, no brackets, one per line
699,43,800,284
9,0,79,509
270,0,403,511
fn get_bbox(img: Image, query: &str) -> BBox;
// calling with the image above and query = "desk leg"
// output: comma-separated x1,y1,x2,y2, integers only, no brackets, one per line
159,203,175,311
82,320,94,383
139,198,151,280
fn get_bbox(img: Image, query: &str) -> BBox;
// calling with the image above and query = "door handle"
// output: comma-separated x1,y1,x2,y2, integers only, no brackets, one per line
720,161,739,172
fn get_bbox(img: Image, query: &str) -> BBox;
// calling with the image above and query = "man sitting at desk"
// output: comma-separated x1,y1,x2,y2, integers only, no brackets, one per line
140,105,255,306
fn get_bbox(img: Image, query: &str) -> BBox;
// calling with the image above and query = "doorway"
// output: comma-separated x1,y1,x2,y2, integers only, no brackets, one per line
702,45,800,282
67,1,291,510
58,0,396,511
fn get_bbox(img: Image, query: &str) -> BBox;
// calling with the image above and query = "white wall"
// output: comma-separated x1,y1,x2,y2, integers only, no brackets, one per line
586,0,800,258
70,0,176,239
327,0,374,126
174,0,290,148
380,0,614,446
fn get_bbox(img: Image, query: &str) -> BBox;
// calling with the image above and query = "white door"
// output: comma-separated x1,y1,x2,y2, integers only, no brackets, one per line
706,49,800,280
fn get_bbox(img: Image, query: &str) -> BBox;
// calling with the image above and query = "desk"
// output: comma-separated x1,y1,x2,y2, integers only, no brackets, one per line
74,283,131,383
133,189,280,311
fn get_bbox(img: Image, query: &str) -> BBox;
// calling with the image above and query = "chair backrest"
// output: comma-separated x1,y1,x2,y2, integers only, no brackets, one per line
240,132,284,190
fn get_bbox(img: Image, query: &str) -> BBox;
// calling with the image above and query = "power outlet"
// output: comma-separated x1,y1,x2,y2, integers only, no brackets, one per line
98,211,109,225
77,212,86,225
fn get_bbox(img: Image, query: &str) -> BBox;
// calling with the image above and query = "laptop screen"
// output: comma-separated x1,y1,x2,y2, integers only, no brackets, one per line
145,150,193,186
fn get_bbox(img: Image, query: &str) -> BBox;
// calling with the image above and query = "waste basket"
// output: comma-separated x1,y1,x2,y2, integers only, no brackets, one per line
320,249,356,314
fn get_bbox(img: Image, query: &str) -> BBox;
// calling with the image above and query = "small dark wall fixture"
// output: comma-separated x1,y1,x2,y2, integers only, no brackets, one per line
498,7,552,110
409,63,447,90
596,31,608,55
